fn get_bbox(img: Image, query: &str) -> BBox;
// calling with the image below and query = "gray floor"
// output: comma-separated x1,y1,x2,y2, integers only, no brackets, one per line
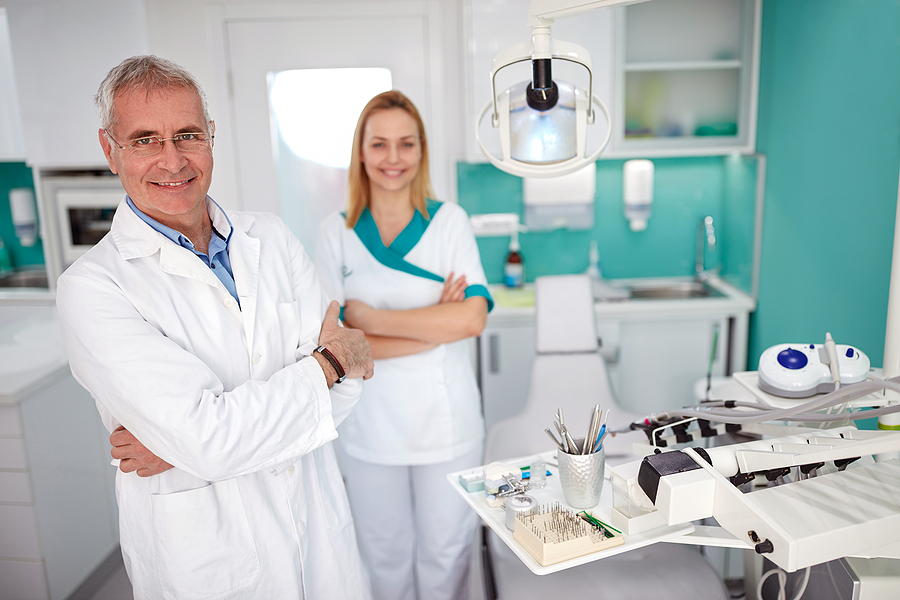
87,557,133,600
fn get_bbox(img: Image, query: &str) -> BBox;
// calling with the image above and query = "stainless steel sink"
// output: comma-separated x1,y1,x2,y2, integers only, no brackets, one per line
0,269,50,288
626,281,724,299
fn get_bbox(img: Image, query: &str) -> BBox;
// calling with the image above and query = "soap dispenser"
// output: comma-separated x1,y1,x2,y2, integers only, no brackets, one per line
503,229,524,288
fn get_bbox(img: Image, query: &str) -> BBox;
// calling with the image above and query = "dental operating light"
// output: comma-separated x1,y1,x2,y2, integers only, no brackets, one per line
476,0,648,178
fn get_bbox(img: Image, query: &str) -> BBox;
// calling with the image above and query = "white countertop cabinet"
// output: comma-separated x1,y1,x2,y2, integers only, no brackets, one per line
479,278,755,433
0,307,117,600
478,313,536,434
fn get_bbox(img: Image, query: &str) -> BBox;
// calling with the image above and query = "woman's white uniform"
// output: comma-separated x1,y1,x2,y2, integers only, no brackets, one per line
56,199,372,600
315,200,492,600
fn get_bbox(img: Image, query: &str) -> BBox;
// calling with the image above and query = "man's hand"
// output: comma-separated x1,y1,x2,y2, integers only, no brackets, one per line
317,301,374,383
439,272,467,304
110,426,174,477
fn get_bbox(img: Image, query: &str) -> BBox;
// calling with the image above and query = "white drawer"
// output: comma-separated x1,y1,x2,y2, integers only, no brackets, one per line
0,405,22,436
0,504,41,559
0,471,33,503
0,437,27,470
0,558,49,600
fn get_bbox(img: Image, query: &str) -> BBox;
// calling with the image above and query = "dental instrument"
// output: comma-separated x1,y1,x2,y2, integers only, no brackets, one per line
545,428,565,452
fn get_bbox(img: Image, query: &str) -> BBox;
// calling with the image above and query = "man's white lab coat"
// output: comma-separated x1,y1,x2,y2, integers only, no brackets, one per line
56,199,372,600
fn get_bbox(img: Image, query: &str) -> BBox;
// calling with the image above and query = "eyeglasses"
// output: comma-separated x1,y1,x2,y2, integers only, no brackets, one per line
104,130,214,157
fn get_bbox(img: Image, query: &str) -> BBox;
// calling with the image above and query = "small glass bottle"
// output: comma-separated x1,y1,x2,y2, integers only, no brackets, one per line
503,230,524,288
530,458,546,489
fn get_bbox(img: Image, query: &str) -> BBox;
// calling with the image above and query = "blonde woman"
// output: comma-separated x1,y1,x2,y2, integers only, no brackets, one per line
315,91,493,600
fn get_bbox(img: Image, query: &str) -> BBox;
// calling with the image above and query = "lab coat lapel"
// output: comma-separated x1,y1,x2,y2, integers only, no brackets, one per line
228,217,260,355
112,201,223,289
156,244,223,289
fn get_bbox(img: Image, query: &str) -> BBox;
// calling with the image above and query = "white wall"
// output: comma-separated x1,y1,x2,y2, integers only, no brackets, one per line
4,0,148,168
144,0,468,209
0,8,25,160
4,0,469,210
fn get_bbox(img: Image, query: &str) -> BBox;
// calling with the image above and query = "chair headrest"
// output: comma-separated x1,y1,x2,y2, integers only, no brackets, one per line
535,274,598,354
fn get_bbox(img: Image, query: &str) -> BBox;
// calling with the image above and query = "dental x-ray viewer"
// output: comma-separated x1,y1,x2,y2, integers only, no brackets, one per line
55,55,374,600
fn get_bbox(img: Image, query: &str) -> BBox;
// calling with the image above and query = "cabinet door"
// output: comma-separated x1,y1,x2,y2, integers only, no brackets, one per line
478,321,536,434
465,0,615,163
607,315,729,415
19,374,117,600
610,0,761,157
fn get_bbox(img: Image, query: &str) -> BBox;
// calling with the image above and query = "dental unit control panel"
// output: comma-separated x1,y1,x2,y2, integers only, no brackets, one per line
757,339,870,398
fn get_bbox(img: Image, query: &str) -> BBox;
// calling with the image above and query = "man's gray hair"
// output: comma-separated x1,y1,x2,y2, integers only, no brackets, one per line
95,55,212,134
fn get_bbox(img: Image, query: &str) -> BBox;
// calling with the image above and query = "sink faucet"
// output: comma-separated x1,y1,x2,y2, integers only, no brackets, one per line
695,216,716,280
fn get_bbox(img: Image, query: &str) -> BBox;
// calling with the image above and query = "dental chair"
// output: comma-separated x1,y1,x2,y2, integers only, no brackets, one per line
478,274,728,600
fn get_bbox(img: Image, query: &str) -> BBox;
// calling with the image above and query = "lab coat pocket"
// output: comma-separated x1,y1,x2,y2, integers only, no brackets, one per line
312,446,353,531
150,479,260,600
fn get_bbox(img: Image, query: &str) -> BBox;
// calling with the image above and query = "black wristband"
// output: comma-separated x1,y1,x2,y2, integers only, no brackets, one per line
315,346,346,384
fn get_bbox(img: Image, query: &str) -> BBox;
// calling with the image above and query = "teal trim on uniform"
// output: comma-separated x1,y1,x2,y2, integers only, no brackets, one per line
339,306,345,322
391,199,443,257
465,284,494,313
353,205,444,283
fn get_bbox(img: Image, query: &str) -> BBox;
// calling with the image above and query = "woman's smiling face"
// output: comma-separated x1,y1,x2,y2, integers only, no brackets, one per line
360,107,422,198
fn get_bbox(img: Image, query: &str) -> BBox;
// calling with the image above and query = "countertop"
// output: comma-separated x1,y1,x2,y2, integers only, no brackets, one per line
487,275,756,325
0,287,56,305
0,305,70,405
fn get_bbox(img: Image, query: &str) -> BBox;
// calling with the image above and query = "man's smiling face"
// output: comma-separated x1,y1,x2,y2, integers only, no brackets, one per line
99,85,214,230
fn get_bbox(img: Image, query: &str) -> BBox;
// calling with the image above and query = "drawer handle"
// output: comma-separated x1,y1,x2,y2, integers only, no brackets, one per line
489,333,500,374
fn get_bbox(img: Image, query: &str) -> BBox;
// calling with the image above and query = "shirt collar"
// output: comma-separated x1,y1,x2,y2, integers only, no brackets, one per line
126,196,234,251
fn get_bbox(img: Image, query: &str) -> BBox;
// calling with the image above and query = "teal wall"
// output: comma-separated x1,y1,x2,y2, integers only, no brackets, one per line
458,156,760,293
460,0,900,374
752,0,900,370
0,162,44,269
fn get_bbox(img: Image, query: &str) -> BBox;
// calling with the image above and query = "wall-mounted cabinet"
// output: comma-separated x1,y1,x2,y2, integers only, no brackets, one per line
464,0,761,164
612,0,761,157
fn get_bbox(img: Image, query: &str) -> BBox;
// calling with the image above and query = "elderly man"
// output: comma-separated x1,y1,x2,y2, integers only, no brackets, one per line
56,55,374,599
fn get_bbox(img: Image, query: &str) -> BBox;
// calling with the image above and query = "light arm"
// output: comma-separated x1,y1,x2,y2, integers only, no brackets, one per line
527,0,648,26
